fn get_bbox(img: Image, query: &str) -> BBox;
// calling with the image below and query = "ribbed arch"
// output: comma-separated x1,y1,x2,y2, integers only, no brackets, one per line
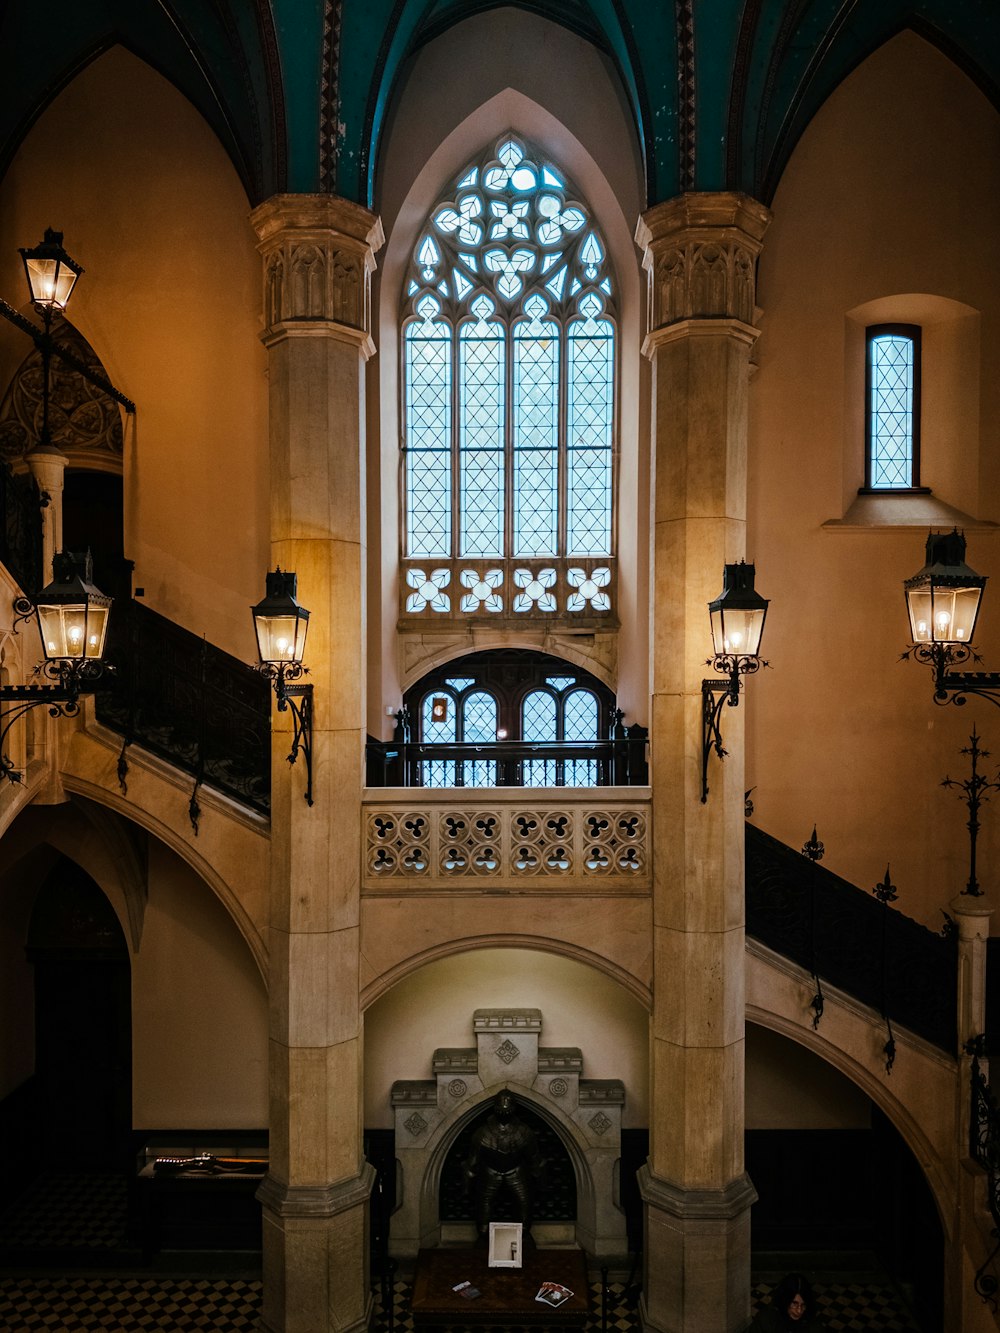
338,0,654,206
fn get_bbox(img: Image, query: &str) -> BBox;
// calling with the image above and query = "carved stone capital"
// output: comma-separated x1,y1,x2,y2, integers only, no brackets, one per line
256,1160,376,1218
250,194,385,353
635,192,770,335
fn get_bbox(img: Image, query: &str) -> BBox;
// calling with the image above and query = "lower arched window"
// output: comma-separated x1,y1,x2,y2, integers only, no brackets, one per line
395,649,638,788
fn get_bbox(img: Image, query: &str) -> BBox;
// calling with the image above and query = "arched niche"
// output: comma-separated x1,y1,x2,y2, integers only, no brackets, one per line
390,1009,625,1261
0,314,123,473
364,948,649,1261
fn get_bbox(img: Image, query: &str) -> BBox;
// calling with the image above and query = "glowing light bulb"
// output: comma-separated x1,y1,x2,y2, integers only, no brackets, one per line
68,626,82,644
957,628,966,640
917,620,927,635
496,728,508,740
935,610,951,631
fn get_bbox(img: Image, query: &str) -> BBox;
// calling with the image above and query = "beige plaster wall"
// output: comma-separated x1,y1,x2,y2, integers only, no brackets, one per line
367,8,649,736
748,31,1000,925
745,1022,870,1130
0,45,268,659
132,839,267,1127
363,946,648,1128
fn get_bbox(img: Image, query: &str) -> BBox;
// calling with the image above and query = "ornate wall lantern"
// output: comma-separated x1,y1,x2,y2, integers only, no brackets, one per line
252,569,314,806
702,561,769,802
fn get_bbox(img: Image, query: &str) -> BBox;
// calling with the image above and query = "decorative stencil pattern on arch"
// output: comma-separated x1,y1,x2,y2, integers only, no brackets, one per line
0,317,123,469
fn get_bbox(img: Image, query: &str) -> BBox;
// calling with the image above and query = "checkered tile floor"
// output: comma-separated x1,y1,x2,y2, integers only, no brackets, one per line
0,1272,924,1331
0,1172,128,1253
752,1277,921,1332
0,1173,924,1329
0,1276,262,1330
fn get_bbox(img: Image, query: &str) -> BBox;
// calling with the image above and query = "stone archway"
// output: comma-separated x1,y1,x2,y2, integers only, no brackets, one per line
390,1007,627,1261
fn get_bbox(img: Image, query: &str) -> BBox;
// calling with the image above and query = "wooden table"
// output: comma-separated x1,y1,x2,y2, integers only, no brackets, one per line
411,1246,590,1327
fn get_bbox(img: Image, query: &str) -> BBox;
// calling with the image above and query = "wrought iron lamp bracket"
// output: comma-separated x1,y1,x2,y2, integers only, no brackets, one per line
258,663,314,807
904,640,1000,708
701,655,761,804
0,659,111,784
11,595,35,634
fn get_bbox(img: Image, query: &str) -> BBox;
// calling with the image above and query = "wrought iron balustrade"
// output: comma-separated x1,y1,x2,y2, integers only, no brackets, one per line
746,823,957,1054
94,598,270,815
366,732,648,788
0,461,42,597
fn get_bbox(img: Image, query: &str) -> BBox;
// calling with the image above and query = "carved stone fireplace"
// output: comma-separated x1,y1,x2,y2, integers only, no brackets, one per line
390,1008,627,1260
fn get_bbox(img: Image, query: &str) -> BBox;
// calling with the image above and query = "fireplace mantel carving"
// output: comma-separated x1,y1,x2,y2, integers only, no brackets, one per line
390,1007,627,1260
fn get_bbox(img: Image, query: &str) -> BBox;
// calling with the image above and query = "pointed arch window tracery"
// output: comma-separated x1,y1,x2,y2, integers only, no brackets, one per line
401,136,617,628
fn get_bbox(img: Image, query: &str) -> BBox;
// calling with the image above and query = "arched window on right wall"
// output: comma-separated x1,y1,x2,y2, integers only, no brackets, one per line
864,323,922,491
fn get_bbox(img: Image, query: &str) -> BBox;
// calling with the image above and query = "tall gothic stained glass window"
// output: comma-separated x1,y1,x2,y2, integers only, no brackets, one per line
403,137,616,571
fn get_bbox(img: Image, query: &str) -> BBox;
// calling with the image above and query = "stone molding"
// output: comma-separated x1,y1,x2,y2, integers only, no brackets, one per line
637,1164,758,1220
250,193,385,354
635,191,770,332
640,315,760,359
256,1161,376,1218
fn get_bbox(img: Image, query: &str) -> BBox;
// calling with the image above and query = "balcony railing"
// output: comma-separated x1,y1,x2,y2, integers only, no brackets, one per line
746,823,957,1054
362,787,651,891
95,598,270,815
366,730,648,788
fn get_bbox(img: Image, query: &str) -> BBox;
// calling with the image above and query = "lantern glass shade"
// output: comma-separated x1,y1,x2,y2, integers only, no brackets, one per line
252,570,309,664
904,530,985,645
19,230,82,311
34,551,112,662
708,561,769,658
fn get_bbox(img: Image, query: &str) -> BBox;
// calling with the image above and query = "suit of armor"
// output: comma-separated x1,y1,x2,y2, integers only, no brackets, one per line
464,1091,543,1235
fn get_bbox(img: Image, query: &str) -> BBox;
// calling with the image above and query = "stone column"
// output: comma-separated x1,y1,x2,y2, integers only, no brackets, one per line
634,193,770,1333
24,441,65,577
250,195,383,1333
949,893,993,1333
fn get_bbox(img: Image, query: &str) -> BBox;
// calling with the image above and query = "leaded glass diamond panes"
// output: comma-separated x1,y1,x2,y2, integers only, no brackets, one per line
567,296,613,556
868,329,917,489
405,298,452,557
423,692,456,741
459,298,505,556
463,691,497,742
564,689,598,740
421,689,456,788
402,134,617,583
514,296,559,556
523,690,557,741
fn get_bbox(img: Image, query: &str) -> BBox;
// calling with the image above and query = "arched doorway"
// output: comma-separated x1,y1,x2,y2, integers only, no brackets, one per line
746,1023,943,1330
27,855,131,1169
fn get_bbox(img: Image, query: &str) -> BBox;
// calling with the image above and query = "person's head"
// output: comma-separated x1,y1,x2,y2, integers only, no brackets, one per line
494,1090,515,1119
771,1273,815,1324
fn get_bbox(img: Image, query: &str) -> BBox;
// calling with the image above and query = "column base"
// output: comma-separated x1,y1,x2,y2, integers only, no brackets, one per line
638,1165,757,1333
259,1164,375,1333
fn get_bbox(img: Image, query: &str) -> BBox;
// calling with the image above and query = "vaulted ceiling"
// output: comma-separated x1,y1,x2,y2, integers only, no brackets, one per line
2,0,998,208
